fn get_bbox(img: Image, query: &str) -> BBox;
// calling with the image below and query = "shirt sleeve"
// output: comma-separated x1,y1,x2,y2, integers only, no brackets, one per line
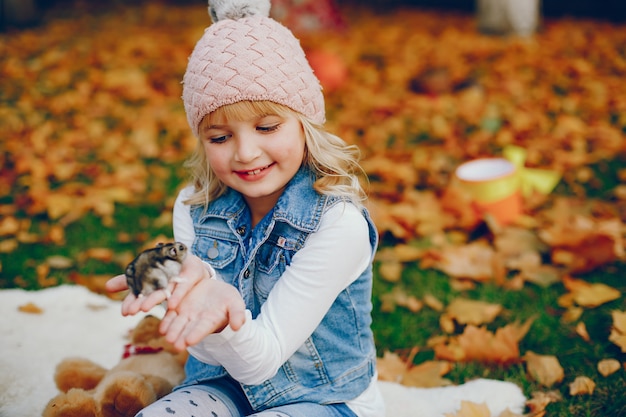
172,185,196,248
185,202,374,385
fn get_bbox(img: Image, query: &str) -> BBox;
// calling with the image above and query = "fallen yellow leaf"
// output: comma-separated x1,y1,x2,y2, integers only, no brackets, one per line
524,351,565,387
435,318,534,364
442,298,502,326
609,310,626,352
18,302,43,314
562,276,621,308
569,376,596,395
378,261,403,282
402,360,453,388
444,401,491,417
526,390,562,415
597,358,621,377
575,322,590,342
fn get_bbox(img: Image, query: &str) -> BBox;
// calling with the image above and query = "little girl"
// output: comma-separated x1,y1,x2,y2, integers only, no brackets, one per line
106,0,384,415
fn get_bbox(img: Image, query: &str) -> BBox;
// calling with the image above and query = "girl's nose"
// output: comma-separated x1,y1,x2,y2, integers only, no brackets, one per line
233,134,261,163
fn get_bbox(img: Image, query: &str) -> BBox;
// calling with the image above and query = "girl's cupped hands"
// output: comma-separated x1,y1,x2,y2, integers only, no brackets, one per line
105,254,247,351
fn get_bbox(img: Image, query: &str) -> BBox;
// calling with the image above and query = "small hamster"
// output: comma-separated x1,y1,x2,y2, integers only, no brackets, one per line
125,242,188,297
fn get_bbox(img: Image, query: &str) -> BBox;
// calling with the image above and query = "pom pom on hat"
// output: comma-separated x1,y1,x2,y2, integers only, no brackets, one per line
208,0,271,22
183,0,325,138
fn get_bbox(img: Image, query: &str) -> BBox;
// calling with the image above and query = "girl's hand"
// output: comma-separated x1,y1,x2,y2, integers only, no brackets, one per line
104,273,166,316
104,254,216,316
105,254,246,350
159,275,246,351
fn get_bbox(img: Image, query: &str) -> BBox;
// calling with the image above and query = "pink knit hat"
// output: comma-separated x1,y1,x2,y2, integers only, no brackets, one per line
182,0,326,138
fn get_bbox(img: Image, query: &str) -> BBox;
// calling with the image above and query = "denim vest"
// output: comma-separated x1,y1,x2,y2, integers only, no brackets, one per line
179,168,379,411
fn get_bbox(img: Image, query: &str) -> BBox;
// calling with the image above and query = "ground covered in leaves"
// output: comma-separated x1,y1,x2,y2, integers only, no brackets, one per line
1,2,626,416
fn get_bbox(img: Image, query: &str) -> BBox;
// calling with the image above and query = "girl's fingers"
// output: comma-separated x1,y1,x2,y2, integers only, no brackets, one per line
121,293,142,315
227,303,247,331
182,298,247,347
120,289,168,316
182,312,227,347
105,274,128,293
166,255,210,310
164,312,189,349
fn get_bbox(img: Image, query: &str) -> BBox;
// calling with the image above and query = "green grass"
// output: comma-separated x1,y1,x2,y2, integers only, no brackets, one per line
372,261,626,416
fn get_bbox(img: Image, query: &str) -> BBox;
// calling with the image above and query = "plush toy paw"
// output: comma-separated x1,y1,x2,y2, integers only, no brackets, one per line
43,388,98,417
97,371,166,417
54,357,108,393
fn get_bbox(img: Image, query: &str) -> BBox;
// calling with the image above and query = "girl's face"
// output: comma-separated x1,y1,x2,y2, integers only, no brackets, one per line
199,112,305,215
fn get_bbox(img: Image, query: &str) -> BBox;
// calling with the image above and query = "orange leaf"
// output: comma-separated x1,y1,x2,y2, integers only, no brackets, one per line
18,302,44,314
0,216,20,236
434,319,534,364
378,261,403,282
444,401,491,417
597,359,621,377
526,390,562,415
541,217,623,274
562,276,621,308
524,351,565,387
377,350,453,388
575,322,590,342
426,242,495,281
379,286,422,313
376,351,409,384
376,244,424,262
609,310,626,352
424,294,445,312
569,376,596,395
442,298,502,326
403,360,453,388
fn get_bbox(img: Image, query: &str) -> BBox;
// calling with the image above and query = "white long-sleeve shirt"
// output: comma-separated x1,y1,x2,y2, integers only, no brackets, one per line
173,186,385,417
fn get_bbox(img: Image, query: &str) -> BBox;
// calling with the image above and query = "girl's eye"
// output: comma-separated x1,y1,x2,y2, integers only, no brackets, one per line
208,135,229,144
257,124,279,133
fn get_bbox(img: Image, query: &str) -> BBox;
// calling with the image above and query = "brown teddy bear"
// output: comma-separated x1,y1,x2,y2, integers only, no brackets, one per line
43,315,187,417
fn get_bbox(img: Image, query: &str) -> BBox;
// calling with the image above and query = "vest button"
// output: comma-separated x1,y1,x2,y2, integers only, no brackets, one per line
243,269,251,278
236,226,246,236
207,247,219,259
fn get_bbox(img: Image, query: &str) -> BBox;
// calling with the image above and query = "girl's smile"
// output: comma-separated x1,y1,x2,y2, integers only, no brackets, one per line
234,162,276,180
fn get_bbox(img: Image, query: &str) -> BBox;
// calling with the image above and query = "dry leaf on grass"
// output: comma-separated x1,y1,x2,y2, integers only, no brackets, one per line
540,215,623,274
422,242,496,282
434,319,534,364
558,276,621,308
379,286,423,313
597,358,621,377
376,350,453,387
569,376,596,395
575,322,590,342
378,261,403,282
609,310,626,352
376,351,408,384
561,306,584,323
402,360,453,388
424,293,445,312
526,390,563,416
524,351,565,387
375,244,425,262
442,298,503,326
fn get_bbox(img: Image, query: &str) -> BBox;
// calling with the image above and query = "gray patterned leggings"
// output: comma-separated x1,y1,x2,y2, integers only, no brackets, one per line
135,377,357,417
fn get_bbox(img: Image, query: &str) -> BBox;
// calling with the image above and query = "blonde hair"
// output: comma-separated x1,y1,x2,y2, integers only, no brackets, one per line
183,101,367,208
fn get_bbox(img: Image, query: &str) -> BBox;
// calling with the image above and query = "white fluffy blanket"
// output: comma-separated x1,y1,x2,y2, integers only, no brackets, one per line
0,285,527,417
